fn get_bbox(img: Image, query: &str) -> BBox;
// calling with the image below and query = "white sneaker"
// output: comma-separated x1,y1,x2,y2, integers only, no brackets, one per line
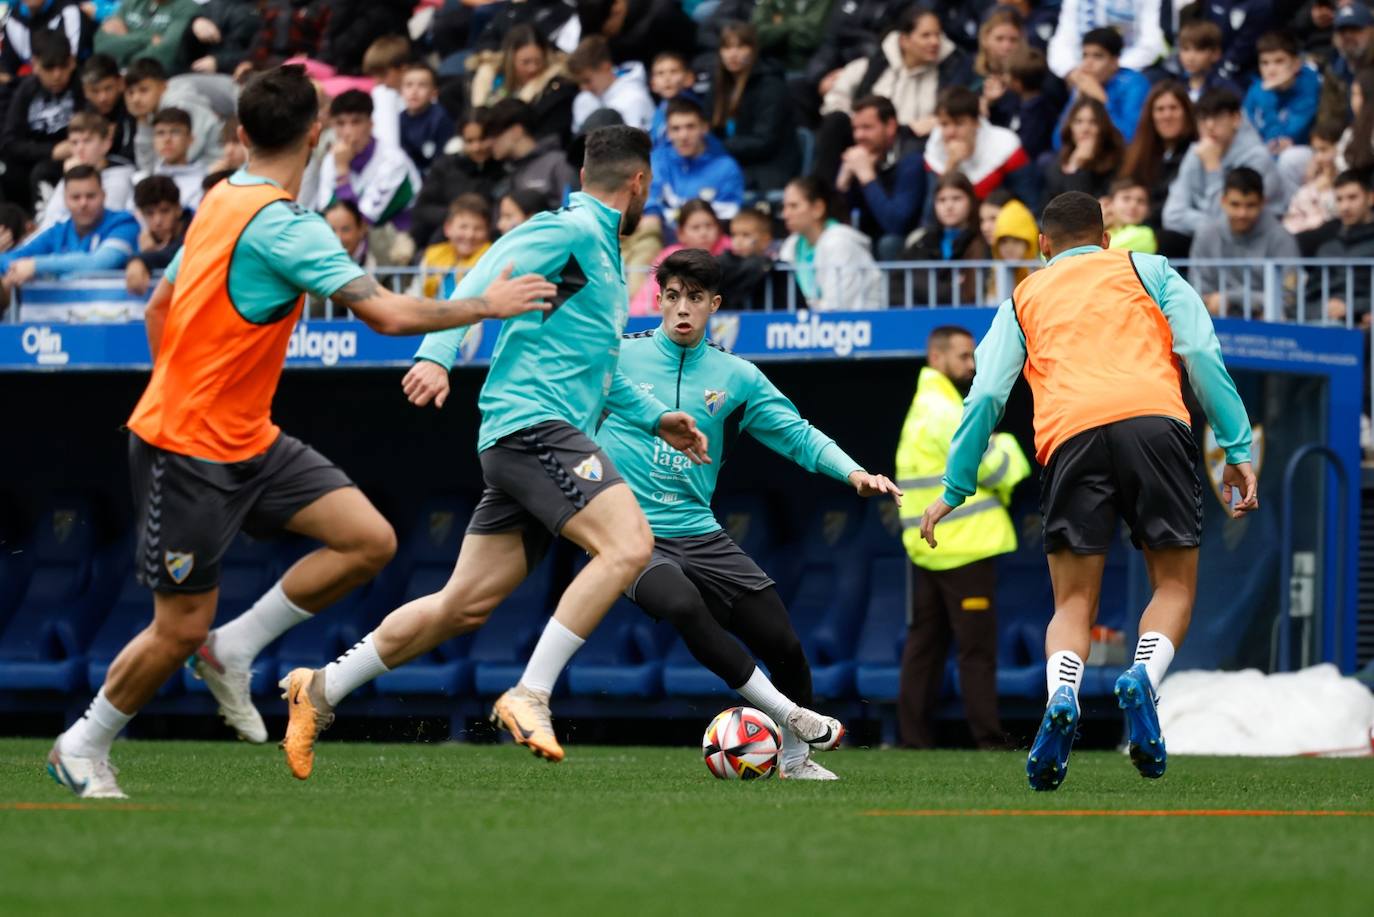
781,755,840,781
190,637,268,744
47,741,128,799
785,706,845,751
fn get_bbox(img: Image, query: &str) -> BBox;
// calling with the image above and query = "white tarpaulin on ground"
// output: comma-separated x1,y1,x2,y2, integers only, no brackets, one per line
1159,664,1374,757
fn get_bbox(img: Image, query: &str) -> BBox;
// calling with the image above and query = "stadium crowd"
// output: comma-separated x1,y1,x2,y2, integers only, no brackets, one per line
0,0,1369,324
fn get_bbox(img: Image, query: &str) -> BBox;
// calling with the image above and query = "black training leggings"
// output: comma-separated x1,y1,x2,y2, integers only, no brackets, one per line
632,562,813,707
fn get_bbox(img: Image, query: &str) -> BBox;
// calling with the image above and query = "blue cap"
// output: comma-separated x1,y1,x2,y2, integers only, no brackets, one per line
1336,3,1374,29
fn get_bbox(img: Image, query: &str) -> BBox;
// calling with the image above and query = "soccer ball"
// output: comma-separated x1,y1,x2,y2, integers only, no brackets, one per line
702,706,781,780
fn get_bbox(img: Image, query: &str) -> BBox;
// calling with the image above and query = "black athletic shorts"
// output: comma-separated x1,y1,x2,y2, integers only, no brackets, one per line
627,530,775,609
1040,415,1203,555
468,420,624,566
129,431,353,593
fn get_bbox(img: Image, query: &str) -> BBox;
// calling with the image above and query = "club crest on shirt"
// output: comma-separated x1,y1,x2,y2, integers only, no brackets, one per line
164,551,195,584
458,324,483,364
574,455,604,482
704,389,727,416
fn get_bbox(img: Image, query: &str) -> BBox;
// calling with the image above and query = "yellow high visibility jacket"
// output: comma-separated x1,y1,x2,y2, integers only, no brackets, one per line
896,367,1030,571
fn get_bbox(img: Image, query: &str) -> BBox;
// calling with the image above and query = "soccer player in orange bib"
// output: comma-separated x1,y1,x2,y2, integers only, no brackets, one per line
919,191,1259,791
46,66,554,799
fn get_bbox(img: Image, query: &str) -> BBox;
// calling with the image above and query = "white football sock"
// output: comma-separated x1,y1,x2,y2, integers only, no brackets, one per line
737,666,797,727
322,632,389,706
60,688,133,759
1046,650,1084,713
211,581,311,671
1134,631,1175,692
518,619,585,697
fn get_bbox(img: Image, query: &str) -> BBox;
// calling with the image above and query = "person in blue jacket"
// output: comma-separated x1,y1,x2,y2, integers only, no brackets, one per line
1055,27,1151,149
1243,30,1321,153
642,97,745,241
0,164,138,306
598,248,903,780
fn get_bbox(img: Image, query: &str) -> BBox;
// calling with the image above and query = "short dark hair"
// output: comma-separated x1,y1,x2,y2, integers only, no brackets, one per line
936,86,980,120
152,107,192,131
928,325,973,352
1082,27,1123,58
582,125,651,190
1008,46,1048,91
67,111,112,137
202,169,234,191
134,174,181,210
325,198,365,226
1312,118,1346,144
1335,169,1371,191
1223,166,1265,198
852,94,897,122
125,57,169,87
501,188,547,222
448,192,492,224
1040,191,1104,245
330,88,374,118
785,174,830,209
1195,87,1242,118
730,206,772,234
1178,19,1223,51
64,164,101,185
31,29,73,69
238,65,320,153
656,247,721,296
567,35,613,76
665,96,706,121
80,52,120,84
404,61,438,84
484,98,535,137
652,49,690,69
1109,176,1147,196
0,203,30,244
1256,30,1300,57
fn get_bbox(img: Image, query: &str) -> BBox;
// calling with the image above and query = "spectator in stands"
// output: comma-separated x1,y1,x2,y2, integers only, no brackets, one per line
497,188,547,236
323,199,375,270
579,0,697,71
1329,2,1374,92
95,0,199,72
804,0,889,118
137,107,207,211
183,0,258,75
319,89,421,233
708,21,800,194
779,175,885,310
412,112,503,247
1284,119,1342,249
1163,88,1288,240
836,94,926,261
362,34,409,152
81,53,136,161
0,203,35,261
39,111,135,230
1042,97,1125,202
649,50,699,150
247,0,331,72
418,193,494,300
1055,28,1150,146
1190,166,1300,317
567,35,654,132
978,187,1013,253
1005,46,1061,161
973,5,1027,127
123,174,185,295
644,97,745,239
484,97,577,214
320,0,410,76
0,165,138,308
1246,31,1321,154
1309,169,1374,326
719,206,782,310
1171,19,1243,104
1103,177,1157,254
1201,0,1277,84
123,58,228,170
469,24,575,143
902,172,990,306
1340,67,1374,172
991,195,1038,285
1292,0,1337,65
1,29,82,209
631,198,730,314
1047,0,1165,79
207,116,246,174
1120,81,1196,257
923,86,1035,210
1,0,91,81
399,63,455,173
751,0,833,73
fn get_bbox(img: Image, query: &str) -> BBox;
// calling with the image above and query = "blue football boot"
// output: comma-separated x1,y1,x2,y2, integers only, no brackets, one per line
1115,663,1167,779
1026,685,1078,791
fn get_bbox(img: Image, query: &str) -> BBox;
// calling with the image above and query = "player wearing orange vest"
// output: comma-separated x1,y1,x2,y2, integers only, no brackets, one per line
919,192,1258,792
47,66,554,800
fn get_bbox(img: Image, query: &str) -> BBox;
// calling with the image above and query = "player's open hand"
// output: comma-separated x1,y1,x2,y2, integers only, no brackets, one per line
658,412,711,464
849,471,902,507
402,359,450,409
481,264,556,319
918,498,955,549
1221,462,1259,518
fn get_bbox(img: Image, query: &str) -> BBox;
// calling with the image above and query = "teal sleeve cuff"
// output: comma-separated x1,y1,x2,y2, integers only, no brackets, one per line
816,442,862,483
940,487,967,509
412,328,465,371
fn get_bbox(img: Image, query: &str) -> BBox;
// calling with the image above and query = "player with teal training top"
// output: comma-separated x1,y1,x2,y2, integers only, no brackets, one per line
282,127,711,776
601,249,903,779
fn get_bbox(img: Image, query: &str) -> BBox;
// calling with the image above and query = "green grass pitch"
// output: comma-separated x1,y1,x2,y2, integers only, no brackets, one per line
1,738,1370,916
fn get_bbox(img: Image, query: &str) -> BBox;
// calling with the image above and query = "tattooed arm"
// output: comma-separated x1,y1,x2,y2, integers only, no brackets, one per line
334,265,555,336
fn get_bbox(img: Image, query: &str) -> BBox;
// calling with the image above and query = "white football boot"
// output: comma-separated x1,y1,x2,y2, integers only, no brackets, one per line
190,635,268,744
47,741,127,799
785,706,845,751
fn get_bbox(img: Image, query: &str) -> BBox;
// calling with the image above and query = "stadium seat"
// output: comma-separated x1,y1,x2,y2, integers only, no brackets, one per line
996,620,1045,698
85,537,181,696
467,548,560,696
852,555,909,702
0,497,119,693
566,597,663,698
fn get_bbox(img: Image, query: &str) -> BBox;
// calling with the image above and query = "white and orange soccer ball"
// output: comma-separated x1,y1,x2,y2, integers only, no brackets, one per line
702,706,781,780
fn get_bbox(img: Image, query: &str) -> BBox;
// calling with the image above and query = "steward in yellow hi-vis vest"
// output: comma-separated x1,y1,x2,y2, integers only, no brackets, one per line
892,327,1029,749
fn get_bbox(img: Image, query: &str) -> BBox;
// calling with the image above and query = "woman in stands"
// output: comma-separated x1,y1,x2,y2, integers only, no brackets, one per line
1119,81,1196,258
778,175,885,310
630,198,731,314
707,21,800,194
1042,97,1125,202
973,5,1026,127
468,24,576,142
901,172,991,306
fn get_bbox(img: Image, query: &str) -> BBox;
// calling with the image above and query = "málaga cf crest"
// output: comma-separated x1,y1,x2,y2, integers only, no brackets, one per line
704,390,727,416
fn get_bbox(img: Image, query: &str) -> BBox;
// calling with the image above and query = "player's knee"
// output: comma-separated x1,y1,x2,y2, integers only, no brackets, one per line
435,592,494,636
609,528,654,582
658,592,709,630
152,614,210,659
352,520,397,576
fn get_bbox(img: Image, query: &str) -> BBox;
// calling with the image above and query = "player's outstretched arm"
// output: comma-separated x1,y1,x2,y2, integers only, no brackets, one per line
849,470,903,506
334,265,556,336
144,277,175,359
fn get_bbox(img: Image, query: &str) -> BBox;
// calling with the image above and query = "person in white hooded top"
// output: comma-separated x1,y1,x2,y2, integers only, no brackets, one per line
567,35,654,133
778,175,887,311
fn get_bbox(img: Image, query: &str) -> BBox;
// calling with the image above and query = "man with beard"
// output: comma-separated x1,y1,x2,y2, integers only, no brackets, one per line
894,325,1029,750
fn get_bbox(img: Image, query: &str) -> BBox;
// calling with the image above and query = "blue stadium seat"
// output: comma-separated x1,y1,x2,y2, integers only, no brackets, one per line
0,497,119,692
467,549,559,696
373,497,475,697
852,555,908,702
660,632,738,697
566,597,663,697
85,538,180,696
713,493,778,561
996,620,1044,698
